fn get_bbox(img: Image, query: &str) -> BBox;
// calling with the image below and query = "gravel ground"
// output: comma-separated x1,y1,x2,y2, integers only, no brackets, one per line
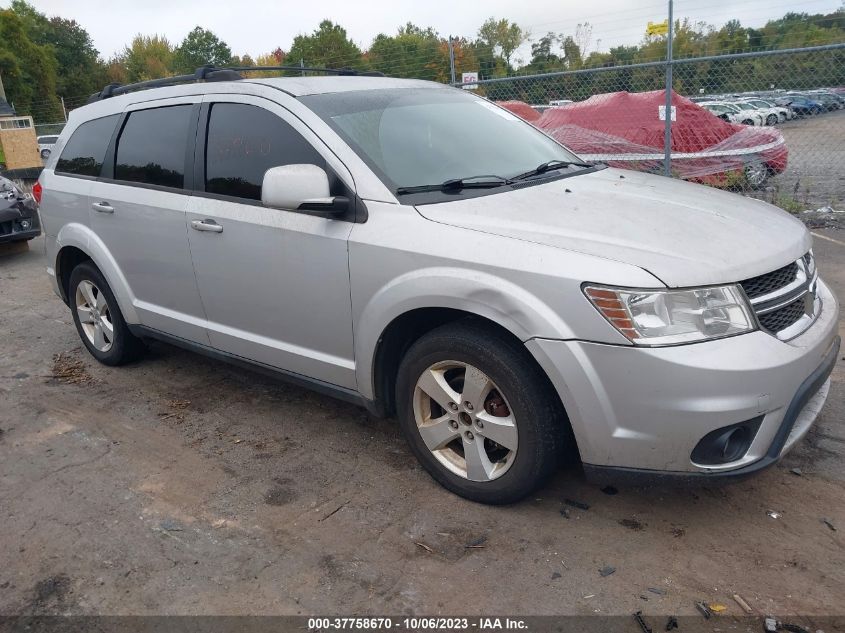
0,233,843,619
754,109,845,224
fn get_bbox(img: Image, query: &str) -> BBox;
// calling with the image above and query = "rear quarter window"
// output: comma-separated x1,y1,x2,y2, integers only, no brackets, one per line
55,115,119,177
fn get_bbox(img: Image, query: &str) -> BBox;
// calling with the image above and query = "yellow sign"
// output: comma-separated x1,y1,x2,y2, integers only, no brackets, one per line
647,20,669,36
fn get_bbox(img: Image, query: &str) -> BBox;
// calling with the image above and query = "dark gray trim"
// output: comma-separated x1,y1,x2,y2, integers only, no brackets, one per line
128,325,379,413
583,335,840,487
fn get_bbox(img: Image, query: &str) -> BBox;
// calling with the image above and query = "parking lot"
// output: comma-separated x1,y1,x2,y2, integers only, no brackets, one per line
0,231,843,618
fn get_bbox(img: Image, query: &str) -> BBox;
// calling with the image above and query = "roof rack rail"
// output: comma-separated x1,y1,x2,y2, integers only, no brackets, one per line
86,65,385,103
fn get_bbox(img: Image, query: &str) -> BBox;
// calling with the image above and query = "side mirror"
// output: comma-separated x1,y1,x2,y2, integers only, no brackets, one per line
261,164,350,218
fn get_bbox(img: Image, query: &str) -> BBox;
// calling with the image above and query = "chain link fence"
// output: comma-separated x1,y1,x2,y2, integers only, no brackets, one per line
8,43,845,216
453,43,845,213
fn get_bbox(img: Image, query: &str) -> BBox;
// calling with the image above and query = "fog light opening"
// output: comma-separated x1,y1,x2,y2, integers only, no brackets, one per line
691,416,763,466
721,427,750,462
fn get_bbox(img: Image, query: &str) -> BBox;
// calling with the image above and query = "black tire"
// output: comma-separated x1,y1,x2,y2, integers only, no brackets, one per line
69,261,145,366
40,149,51,159
766,114,777,126
396,320,568,504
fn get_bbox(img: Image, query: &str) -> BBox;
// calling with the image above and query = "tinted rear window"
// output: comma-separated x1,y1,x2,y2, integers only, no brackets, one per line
115,105,192,189
56,115,118,177
205,103,324,200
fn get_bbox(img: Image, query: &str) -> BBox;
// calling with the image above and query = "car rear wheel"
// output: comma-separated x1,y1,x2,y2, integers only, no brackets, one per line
40,149,51,159
396,320,568,504
69,261,145,366
766,114,778,126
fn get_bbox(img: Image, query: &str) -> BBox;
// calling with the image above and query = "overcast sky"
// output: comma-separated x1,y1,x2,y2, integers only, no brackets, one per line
9,0,843,62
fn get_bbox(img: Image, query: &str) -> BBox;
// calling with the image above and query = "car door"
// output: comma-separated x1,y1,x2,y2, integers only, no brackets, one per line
185,95,357,389
89,97,209,345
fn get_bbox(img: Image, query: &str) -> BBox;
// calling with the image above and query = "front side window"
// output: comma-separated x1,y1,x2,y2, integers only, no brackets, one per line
56,115,119,177
301,88,582,194
115,105,192,188
204,103,324,201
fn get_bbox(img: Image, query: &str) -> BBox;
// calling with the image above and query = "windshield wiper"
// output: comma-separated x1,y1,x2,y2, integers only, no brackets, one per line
510,159,593,183
396,175,510,195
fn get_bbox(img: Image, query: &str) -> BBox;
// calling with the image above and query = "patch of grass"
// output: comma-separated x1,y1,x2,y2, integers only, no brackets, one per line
771,195,805,214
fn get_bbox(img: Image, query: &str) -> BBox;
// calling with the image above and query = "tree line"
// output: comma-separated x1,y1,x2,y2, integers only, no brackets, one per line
0,0,843,123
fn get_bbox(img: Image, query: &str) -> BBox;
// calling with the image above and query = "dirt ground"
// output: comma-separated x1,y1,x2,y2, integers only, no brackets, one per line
760,108,845,214
0,231,843,619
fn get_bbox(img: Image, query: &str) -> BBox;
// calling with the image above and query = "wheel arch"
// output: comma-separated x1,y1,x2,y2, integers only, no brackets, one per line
366,305,570,426
54,223,139,323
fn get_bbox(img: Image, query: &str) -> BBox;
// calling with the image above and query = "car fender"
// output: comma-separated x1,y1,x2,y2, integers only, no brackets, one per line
55,222,140,323
354,266,591,400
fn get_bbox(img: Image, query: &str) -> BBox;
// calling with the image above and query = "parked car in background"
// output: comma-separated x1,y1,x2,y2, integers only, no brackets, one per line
500,91,788,189
37,135,59,159
778,95,825,116
708,102,763,126
38,72,835,503
730,102,768,126
807,91,844,111
738,98,788,124
700,102,743,123
0,174,41,243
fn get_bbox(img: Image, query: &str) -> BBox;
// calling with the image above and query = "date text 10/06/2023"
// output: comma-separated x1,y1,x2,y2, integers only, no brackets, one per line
308,617,528,631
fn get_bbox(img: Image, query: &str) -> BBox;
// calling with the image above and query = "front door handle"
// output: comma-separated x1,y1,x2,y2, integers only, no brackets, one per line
91,201,114,214
191,219,223,233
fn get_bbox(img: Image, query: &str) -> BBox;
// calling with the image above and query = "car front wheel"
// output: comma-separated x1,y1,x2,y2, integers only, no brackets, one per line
69,261,145,365
40,149,51,159
396,320,568,504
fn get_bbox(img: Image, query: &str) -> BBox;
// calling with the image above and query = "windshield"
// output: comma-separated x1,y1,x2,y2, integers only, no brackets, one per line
301,88,582,193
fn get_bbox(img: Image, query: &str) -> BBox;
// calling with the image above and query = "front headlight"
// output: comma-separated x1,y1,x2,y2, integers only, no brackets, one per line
584,284,756,346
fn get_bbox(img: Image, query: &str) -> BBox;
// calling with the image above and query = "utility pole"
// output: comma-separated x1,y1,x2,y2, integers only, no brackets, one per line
60,96,67,122
0,71,6,102
448,36,456,84
663,0,674,177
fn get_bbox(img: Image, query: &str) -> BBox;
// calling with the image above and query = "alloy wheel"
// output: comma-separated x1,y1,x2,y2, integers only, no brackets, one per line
412,361,518,482
75,280,114,352
744,162,768,188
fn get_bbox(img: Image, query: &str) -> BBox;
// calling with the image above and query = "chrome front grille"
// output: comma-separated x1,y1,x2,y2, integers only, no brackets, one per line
739,251,819,340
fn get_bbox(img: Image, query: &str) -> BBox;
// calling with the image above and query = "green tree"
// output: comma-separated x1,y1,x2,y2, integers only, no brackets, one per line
173,26,232,73
120,34,174,82
287,20,363,70
0,9,61,121
368,23,444,79
477,17,529,69
9,1,105,102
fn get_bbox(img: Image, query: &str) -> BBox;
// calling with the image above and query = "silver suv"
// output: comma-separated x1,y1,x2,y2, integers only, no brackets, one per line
37,70,840,504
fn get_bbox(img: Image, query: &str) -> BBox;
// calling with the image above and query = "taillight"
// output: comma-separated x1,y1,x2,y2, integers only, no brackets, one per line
32,181,42,204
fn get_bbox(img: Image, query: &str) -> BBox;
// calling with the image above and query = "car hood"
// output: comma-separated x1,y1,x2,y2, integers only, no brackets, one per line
415,167,811,287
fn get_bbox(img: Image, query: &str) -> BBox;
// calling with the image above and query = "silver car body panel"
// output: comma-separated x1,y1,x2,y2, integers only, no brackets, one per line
38,76,838,476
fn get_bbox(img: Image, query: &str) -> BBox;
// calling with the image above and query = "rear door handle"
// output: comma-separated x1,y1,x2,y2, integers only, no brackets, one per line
191,219,223,233
91,201,114,214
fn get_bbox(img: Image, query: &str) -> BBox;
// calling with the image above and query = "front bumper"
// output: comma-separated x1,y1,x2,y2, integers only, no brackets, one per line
527,278,840,479
0,199,41,243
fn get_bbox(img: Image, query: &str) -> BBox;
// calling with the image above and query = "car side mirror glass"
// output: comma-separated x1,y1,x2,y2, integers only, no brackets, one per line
261,164,349,218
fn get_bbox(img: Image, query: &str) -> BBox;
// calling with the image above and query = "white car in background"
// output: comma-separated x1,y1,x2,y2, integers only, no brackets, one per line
37,135,59,159
726,102,767,126
737,99,788,125
700,102,744,124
